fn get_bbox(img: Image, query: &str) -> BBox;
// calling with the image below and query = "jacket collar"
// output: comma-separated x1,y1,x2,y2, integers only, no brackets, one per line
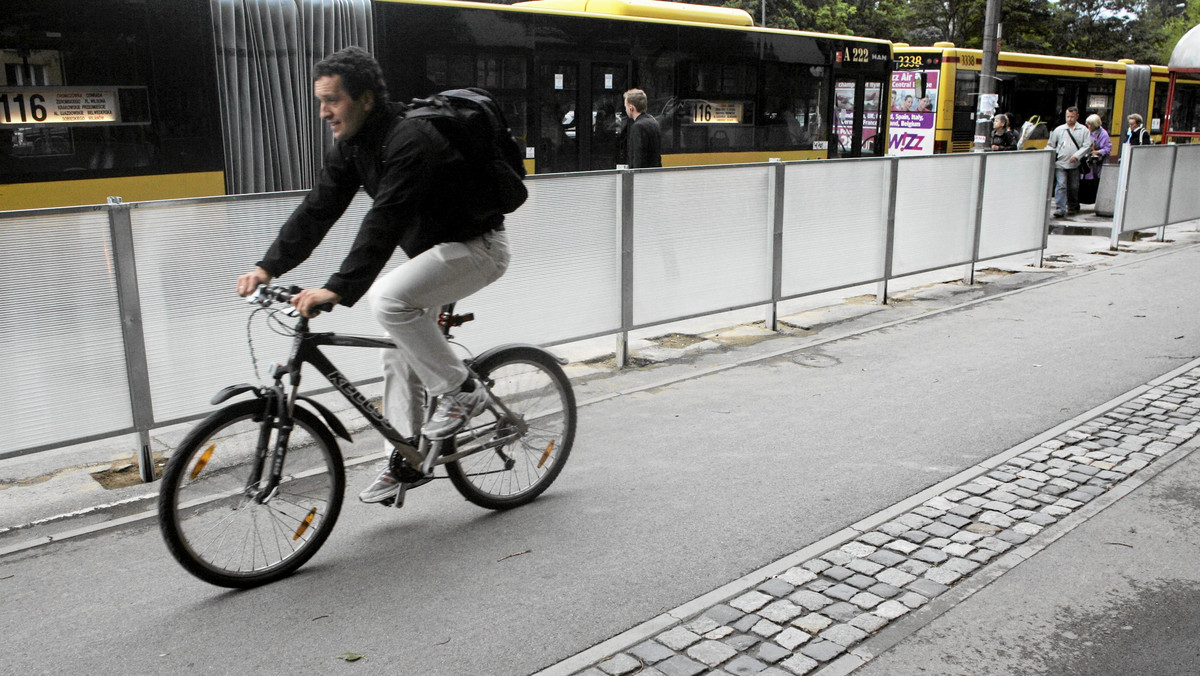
344,101,405,149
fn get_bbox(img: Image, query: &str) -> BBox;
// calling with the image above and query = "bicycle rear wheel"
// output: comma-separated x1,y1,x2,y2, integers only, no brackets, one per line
158,399,344,588
446,346,576,509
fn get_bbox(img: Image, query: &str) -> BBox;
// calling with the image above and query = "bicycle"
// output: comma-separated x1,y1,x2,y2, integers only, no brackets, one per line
157,284,576,588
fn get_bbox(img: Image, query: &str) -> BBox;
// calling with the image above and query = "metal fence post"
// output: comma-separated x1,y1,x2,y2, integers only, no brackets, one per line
966,153,988,285
616,168,634,368
877,157,899,304
1160,146,1178,241
106,198,157,482
767,159,785,330
1110,149,1134,250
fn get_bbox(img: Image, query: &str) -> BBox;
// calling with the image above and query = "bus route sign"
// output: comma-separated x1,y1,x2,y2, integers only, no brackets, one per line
0,88,119,125
691,101,743,124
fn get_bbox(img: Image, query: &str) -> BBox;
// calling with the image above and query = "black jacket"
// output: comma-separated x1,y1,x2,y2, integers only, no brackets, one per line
258,102,502,306
989,128,1017,151
627,114,662,168
1127,127,1151,146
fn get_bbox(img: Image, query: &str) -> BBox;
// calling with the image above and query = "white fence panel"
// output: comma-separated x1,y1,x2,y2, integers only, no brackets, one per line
781,157,889,296
632,166,772,326
892,154,980,276
461,173,622,351
0,209,133,454
131,192,395,422
1168,145,1200,225
979,150,1052,260
1121,145,1175,232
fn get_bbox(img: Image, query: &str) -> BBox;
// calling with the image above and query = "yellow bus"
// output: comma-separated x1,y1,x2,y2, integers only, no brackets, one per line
1,0,892,211
886,43,1199,157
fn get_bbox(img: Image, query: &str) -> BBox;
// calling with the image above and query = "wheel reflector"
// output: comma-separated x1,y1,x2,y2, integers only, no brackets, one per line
538,440,555,469
294,508,317,540
190,444,215,480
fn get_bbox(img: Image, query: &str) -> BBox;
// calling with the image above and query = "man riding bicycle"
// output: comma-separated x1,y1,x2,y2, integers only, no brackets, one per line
235,46,510,506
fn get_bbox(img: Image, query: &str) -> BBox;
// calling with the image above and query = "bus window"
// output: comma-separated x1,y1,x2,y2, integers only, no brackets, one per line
1153,85,1168,133
761,62,825,150
637,56,676,153
537,62,578,173
590,63,627,170
1085,81,1114,128
952,71,977,145
679,59,757,153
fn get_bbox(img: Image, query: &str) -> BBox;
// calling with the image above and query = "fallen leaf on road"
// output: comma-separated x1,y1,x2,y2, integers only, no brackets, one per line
498,549,532,562
337,653,366,662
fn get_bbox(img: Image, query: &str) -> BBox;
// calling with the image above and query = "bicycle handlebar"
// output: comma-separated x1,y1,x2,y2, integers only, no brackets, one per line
248,284,335,316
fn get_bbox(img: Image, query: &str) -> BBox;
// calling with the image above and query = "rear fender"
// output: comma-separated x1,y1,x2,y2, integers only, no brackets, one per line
470,343,568,367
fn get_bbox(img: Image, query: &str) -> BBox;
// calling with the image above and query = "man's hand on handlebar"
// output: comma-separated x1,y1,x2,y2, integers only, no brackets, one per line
237,267,273,297
292,287,341,318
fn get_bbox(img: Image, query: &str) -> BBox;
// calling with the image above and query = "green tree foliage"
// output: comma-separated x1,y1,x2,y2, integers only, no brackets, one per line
714,0,1197,65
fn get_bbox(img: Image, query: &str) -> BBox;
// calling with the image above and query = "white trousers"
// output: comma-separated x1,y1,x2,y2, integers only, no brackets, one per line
366,230,510,438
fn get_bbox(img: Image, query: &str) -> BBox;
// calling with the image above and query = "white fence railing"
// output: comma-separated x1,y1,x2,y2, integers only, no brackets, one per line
1112,143,1200,246
1,150,1063,475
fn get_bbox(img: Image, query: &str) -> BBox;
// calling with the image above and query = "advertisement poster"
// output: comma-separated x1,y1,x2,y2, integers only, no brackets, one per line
835,80,855,155
888,71,938,156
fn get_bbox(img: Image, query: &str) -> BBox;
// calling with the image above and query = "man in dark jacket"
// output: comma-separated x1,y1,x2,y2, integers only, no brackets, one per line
235,46,510,505
623,88,662,168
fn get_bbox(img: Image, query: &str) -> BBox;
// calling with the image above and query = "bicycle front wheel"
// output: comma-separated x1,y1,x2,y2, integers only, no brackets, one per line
158,399,345,588
446,346,576,509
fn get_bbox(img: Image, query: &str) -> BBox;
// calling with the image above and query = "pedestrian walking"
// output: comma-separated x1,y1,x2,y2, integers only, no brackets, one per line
1079,114,1111,204
622,88,662,168
1047,106,1092,218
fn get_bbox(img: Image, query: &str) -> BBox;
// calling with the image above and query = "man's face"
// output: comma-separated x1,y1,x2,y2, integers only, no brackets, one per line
315,75,374,141
1065,109,1078,126
1128,117,1139,128
624,98,637,118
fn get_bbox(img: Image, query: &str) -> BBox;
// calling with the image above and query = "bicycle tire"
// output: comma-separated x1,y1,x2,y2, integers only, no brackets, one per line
446,346,576,509
158,399,345,588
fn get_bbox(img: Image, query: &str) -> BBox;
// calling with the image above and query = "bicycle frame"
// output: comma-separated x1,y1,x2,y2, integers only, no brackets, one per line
252,308,525,504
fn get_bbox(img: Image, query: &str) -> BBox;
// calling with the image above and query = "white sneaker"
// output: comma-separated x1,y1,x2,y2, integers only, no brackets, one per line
358,466,401,504
423,379,489,440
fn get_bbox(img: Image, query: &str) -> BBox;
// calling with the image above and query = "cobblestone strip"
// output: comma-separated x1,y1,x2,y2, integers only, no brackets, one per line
568,369,1200,676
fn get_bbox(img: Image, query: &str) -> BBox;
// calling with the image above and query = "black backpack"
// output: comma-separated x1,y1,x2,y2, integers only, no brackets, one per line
406,88,528,216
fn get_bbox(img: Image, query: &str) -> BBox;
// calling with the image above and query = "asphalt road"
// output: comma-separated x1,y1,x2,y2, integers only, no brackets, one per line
2,241,1199,675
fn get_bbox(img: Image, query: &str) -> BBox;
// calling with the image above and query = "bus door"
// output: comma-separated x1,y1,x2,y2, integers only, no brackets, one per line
832,74,886,157
536,61,579,173
589,62,629,170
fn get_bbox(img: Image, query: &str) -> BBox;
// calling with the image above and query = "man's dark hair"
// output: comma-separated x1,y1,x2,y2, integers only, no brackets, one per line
314,46,388,102
1066,106,1079,114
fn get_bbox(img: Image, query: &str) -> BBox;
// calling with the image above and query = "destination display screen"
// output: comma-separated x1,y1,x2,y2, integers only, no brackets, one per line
0,87,148,126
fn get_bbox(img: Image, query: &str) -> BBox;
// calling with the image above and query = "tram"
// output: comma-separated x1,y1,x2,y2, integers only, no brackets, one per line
887,43,1200,157
0,0,891,211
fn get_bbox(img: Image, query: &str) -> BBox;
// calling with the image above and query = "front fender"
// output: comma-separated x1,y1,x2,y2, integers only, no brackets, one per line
210,384,260,405
296,396,353,442
209,385,351,442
